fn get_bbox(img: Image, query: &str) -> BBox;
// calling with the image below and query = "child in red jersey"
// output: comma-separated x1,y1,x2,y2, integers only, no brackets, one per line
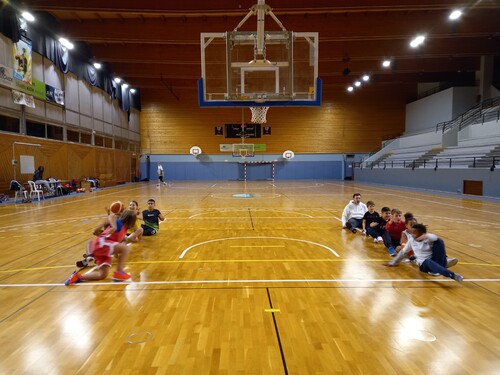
65,209,137,285
385,208,406,256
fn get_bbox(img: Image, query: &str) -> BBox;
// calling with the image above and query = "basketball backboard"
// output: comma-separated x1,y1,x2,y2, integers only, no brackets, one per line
199,1,321,107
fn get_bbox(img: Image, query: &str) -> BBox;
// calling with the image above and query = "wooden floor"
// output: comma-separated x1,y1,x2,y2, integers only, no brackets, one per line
0,180,499,375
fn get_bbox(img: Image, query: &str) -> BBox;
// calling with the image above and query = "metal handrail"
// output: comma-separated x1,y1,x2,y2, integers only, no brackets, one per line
435,96,500,133
356,155,499,170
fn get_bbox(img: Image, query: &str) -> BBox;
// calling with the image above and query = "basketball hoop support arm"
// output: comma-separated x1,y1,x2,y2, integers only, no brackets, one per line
233,0,287,61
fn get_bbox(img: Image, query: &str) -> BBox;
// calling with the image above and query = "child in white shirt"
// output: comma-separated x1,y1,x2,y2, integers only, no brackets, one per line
384,223,463,282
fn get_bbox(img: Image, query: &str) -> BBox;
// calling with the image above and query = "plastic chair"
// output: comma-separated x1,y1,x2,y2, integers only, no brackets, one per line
28,181,45,201
10,180,28,203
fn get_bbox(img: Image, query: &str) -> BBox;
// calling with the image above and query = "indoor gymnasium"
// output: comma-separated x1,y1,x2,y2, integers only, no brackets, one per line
0,1,499,374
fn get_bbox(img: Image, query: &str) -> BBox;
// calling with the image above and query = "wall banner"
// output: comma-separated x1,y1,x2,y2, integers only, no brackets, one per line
13,36,33,84
12,89,35,108
46,84,65,105
0,63,64,103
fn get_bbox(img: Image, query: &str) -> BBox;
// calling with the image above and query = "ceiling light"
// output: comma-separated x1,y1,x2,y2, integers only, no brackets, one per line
347,86,354,92
130,89,136,94
449,10,462,20
114,77,121,83
362,75,370,81
122,84,129,89
410,35,426,48
58,37,74,50
382,60,391,68
93,62,102,69
21,11,35,22
354,81,361,87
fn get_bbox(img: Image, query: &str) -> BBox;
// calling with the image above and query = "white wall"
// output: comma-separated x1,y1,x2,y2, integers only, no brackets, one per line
452,87,478,118
459,120,500,146
405,88,454,133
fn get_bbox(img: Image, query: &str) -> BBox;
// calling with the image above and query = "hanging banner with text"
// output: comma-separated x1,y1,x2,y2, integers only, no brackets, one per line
13,36,32,84
0,63,64,104
12,89,35,108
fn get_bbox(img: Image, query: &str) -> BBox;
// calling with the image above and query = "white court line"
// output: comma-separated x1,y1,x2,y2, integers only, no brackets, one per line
188,210,314,219
179,236,340,259
0,278,498,287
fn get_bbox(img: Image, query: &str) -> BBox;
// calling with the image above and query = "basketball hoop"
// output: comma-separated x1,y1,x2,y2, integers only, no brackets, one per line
250,106,269,124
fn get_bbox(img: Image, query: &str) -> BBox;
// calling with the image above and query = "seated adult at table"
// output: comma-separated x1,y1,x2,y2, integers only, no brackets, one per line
32,166,54,193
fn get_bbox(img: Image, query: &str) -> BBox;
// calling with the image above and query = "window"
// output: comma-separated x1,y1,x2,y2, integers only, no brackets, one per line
81,132,92,145
26,120,46,138
104,137,113,148
47,124,63,141
94,134,104,147
67,129,79,143
0,114,20,133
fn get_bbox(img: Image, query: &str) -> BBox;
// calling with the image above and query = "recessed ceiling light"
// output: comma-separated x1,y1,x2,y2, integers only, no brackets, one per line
347,86,354,92
114,77,121,83
354,81,361,87
362,75,370,81
130,89,136,94
449,10,462,20
93,62,102,69
21,11,35,22
122,84,129,89
382,60,391,68
410,35,426,48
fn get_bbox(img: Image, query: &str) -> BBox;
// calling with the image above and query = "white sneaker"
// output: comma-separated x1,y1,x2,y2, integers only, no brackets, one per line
373,237,378,243
428,272,440,276
376,236,383,243
446,258,458,268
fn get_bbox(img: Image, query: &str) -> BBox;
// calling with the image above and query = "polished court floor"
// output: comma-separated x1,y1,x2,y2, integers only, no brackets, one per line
0,180,498,374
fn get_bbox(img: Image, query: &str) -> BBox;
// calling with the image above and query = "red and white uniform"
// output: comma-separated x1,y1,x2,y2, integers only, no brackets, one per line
91,221,127,267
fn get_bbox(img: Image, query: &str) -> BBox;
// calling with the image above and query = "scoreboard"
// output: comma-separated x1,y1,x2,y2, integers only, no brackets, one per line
224,123,261,138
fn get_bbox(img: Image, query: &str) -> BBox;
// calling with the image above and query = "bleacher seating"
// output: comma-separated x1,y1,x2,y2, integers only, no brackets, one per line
424,144,499,168
372,144,441,168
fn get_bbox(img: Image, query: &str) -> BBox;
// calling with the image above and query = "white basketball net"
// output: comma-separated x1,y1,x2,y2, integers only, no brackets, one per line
250,106,269,124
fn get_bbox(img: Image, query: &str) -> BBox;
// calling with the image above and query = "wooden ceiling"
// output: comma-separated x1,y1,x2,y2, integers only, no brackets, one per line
22,0,500,97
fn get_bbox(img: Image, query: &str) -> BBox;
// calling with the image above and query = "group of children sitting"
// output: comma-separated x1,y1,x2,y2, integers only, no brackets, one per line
64,198,164,285
342,193,464,283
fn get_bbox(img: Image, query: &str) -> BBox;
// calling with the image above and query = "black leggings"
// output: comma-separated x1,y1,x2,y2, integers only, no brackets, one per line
141,225,157,236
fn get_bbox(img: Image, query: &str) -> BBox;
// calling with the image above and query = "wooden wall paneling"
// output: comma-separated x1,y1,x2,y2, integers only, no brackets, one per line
94,148,115,176
114,149,132,181
140,83,411,155
0,135,15,192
